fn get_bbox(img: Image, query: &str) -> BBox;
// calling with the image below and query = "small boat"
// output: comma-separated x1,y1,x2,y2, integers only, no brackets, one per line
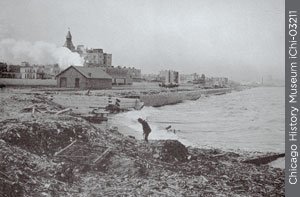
105,99,144,113
80,111,109,123
214,92,226,96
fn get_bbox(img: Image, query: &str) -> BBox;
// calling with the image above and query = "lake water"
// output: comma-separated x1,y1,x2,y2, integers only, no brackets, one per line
110,87,285,153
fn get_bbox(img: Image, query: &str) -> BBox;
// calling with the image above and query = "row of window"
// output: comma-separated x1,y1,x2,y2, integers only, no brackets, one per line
24,73,36,79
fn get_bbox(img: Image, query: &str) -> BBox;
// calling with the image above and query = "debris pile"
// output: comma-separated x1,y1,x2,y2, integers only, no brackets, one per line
0,115,99,156
0,140,65,197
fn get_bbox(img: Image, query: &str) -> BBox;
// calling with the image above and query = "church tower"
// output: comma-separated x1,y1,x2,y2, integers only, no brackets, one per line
63,28,75,52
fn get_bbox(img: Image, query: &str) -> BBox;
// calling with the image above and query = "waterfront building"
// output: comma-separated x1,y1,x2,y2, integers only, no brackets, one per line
0,62,8,78
207,77,229,87
141,74,161,82
56,66,112,89
180,73,199,83
84,48,104,65
83,49,112,67
1,62,61,80
103,53,112,67
159,70,179,84
104,66,132,85
7,65,22,78
127,67,142,82
0,63,21,78
20,65,38,79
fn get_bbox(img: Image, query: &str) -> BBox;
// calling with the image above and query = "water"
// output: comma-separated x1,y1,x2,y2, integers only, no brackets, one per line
110,87,284,153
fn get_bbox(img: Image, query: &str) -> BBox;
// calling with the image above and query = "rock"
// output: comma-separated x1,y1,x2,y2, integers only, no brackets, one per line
160,140,189,162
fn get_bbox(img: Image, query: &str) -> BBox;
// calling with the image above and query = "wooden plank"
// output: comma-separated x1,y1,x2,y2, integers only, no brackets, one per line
56,155,92,158
243,153,285,165
54,140,77,156
93,147,112,163
55,108,72,115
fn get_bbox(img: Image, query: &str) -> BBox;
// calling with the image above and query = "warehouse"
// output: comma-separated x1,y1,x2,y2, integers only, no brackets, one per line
56,66,112,89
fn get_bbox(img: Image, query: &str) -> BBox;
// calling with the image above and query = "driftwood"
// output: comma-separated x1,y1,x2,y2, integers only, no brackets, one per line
55,108,72,115
54,140,78,156
93,147,112,163
243,153,285,165
54,140,111,168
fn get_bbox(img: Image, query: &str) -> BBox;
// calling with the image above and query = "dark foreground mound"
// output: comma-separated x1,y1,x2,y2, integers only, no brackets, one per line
0,115,99,156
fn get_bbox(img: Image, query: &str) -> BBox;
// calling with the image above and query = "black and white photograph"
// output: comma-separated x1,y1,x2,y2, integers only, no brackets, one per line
0,0,289,196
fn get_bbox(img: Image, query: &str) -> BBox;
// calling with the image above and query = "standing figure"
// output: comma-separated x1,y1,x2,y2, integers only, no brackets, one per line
138,118,151,142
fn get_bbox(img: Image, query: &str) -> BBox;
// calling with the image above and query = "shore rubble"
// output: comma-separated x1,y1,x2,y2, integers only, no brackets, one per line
0,92,284,196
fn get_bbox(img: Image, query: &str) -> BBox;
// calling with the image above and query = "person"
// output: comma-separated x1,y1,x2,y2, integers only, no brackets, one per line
138,118,151,142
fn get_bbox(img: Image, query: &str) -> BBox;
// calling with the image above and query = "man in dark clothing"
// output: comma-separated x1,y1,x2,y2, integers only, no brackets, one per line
138,118,151,142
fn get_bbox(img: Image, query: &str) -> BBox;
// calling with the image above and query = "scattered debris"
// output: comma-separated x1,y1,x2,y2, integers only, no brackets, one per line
0,92,284,196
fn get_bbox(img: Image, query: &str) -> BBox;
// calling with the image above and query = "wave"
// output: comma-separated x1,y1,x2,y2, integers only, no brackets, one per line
111,87,284,153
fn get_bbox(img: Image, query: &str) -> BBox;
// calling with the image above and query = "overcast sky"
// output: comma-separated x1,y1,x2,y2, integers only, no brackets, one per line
0,0,284,82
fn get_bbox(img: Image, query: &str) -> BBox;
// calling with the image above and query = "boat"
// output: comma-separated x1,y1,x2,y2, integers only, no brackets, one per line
80,110,109,123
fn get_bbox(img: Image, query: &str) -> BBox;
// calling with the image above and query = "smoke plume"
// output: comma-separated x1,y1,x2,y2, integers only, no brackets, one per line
0,39,84,69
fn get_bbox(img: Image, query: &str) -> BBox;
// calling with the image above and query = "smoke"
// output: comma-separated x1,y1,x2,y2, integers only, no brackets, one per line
0,38,84,69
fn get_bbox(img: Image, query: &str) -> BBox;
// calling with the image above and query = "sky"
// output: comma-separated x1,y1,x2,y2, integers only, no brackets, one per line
0,0,284,82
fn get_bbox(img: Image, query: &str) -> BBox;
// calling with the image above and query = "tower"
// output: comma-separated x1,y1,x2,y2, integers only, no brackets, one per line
63,28,75,52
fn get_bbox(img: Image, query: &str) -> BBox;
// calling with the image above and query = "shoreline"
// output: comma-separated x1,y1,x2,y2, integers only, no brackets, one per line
0,91,285,196
105,122,285,170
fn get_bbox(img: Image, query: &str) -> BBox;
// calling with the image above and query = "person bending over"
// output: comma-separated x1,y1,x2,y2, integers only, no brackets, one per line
138,118,151,142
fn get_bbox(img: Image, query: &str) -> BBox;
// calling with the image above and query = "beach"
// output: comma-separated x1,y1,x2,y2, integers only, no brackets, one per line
0,86,285,196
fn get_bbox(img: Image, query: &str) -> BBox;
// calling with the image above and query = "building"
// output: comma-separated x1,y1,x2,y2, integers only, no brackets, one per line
84,48,104,65
159,70,179,84
20,65,38,79
142,73,161,82
103,53,112,66
83,49,112,67
56,66,112,89
0,62,8,78
6,65,21,78
207,77,228,87
32,64,59,79
104,66,131,85
61,29,144,83
127,67,142,82
180,73,199,83
62,29,113,67
63,29,76,52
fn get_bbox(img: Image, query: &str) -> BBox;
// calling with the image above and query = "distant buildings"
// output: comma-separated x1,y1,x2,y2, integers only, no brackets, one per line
62,29,141,85
0,62,60,80
141,73,161,82
63,30,112,67
180,73,199,83
206,77,228,87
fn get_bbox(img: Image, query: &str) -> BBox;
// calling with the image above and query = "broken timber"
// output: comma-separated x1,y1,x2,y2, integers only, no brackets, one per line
54,140,112,168
55,108,72,115
242,153,285,165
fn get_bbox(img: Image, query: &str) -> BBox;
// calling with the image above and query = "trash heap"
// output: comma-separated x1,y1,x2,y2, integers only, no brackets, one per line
0,114,99,156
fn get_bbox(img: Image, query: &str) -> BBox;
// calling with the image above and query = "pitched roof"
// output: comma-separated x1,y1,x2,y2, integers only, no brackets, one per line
57,66,112,79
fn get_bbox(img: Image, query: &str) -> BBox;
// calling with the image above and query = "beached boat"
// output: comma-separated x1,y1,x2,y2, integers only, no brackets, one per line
80,111,109,123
